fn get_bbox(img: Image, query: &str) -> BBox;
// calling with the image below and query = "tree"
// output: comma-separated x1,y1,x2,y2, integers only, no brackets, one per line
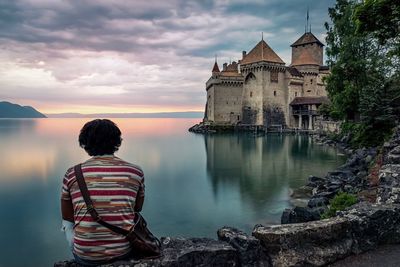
324,0,371,121
325,0,400,146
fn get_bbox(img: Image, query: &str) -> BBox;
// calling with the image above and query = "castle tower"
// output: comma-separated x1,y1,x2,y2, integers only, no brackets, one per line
240,39,286,127
291,48,319,96
291,32,324,66
205,59,243,124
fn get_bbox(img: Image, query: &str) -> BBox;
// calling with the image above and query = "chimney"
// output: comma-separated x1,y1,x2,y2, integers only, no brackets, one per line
223,63,227,71
242,51,247,58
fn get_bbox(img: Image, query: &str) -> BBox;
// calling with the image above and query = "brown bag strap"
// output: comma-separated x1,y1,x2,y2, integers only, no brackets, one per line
74,164,130,236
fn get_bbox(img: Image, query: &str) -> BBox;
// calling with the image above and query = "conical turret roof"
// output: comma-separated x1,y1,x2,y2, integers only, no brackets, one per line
212,61,220,73
240,40,285,65
291,32,324,47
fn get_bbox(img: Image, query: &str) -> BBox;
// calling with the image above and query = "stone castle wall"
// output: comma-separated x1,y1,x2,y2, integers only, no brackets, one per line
242,70,264,125
212,82,243,124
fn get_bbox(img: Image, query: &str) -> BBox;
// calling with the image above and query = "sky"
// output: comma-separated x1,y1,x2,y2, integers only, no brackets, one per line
0,0,336,114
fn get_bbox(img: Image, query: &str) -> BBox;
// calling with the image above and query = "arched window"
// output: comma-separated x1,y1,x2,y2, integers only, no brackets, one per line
245,72,256,82
273,91,276,96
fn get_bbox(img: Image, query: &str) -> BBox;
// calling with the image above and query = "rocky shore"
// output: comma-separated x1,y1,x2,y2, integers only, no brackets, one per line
55,127,400,267
281,145,377,224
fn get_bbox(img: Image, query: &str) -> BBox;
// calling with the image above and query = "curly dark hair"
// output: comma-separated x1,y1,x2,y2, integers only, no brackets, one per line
79,119,122,156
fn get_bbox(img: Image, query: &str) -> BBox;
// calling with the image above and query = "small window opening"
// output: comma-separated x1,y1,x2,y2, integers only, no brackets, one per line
273,91,276,96
250,91,253,97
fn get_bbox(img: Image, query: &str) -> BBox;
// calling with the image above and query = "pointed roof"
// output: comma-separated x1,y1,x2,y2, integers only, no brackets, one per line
240,40,285,65
291,49,319,66
212,61,220,73
291,32,324,47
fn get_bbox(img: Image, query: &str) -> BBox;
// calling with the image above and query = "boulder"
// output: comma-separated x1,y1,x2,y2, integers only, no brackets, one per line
377,164,400,204
254,216,354,266
281,206,322,224
254,202,400,267
308,197,329,208
307,175,325,187
217,227,271,267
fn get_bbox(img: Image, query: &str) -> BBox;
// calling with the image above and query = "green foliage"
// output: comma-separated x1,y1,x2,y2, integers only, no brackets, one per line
355,0,400,47
324,0,400,147
321,192,358,219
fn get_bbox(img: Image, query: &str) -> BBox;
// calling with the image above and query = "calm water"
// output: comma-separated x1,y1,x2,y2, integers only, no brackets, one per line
0,118,345,267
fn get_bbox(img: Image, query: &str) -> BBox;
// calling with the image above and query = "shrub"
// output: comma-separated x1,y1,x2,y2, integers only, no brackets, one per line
321,192,358,219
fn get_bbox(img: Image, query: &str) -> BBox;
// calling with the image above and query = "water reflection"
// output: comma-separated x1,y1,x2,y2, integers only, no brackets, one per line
0,119,38,136
204,134,343,212
0,119,345,267
0,119,57,184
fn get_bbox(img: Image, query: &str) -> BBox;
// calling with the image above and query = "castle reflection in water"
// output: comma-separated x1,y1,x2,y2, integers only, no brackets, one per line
204,133,343,212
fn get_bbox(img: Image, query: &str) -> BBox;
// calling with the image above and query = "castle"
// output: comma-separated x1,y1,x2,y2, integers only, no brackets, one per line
204,30,329,130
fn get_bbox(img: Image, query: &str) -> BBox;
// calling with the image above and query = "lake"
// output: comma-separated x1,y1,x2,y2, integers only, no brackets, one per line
0,118,345,267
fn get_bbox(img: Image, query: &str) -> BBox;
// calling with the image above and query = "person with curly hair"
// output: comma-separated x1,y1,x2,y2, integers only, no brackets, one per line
61,119,145,266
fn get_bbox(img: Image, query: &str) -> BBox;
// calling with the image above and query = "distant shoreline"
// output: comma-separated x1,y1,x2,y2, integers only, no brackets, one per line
45,111,204,119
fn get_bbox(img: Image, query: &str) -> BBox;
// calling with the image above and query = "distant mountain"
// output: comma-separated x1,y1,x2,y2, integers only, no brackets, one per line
46,111,204,118
0,101,47,118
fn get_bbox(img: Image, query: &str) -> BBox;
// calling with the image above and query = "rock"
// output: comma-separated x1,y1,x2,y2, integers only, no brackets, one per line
307,175,325,187
387,147,400,164
377,164,400,204
281,206,322,224
254,216,354,266
343,184,355,193
54,237,239,267
314,190,337,199
290,185,313,198
328,170,354,180
254,202,400,267
308,197,329,208
217,227,271,267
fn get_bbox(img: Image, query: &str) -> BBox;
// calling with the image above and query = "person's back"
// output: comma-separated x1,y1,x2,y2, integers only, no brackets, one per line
61,119,145,265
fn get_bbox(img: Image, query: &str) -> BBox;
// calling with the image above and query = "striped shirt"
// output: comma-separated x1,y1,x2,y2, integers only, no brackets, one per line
61,155,145,261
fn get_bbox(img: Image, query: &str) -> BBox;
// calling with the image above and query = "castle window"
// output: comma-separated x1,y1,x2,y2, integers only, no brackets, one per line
270,71,278,83
273,91,276,96
295,92,298,97
310,79,313,84
250,91,253,97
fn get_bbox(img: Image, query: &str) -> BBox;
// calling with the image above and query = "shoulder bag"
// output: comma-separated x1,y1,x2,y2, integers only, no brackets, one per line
74,164,161,258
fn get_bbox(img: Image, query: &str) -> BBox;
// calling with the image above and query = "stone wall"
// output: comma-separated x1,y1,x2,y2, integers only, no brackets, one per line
213,82,243,123
242,70,264,125
314,117,341,134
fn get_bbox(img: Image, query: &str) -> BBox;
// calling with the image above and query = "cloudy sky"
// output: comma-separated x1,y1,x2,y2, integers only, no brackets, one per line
0,0,335,114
